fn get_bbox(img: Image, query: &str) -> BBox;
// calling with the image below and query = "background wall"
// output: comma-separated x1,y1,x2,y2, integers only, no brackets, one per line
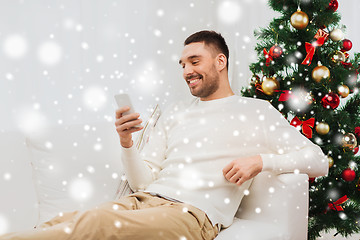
0,0,359,237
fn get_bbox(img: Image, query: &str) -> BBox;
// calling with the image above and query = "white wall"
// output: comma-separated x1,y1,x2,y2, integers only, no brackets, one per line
0,0,276,133
1,0,359,236
1,0,359,133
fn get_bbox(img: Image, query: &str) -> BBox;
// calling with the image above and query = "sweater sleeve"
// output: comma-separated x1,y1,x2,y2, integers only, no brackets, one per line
259,101,329,178
121,112,168,191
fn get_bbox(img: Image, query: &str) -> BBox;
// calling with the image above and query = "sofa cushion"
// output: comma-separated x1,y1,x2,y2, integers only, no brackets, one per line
0,130,38,232
215,218,286,240
26,121,123,226
26,104,161,226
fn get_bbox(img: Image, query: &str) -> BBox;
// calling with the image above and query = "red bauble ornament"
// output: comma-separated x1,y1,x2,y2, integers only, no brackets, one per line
342,39,353,52
309,177,315,184
321,92,340,109
342,168,356,181
354,146,359,155
355,127,360,138
269,45,283,58
328,0,338,12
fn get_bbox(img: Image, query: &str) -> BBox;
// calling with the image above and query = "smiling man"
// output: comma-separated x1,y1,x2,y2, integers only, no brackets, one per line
114,30,327,239
0,30,328,240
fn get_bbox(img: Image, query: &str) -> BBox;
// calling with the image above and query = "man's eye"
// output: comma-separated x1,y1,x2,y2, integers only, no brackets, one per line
192,61,199,65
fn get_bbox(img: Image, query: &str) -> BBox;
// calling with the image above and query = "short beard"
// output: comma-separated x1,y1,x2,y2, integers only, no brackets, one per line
190,65,220,99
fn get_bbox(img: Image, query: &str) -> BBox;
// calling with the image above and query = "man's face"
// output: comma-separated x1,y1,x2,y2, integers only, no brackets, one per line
179,42,220,99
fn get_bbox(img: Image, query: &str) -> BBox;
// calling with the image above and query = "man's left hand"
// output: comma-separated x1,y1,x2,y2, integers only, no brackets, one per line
222,155,263,186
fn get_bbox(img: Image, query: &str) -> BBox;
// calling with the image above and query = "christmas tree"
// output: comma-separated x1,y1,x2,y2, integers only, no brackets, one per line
241,0,360,239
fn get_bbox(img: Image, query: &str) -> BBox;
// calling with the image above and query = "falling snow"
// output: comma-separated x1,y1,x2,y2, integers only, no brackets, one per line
64,226,72,234
37,41,62,66
3,172,12,181
114,220,122,228
1,0,359,236
69,178,93,202
3,34,28,59
217,1,242,24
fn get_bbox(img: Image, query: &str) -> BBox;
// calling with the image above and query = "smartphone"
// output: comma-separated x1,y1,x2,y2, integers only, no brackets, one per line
114,93,141,127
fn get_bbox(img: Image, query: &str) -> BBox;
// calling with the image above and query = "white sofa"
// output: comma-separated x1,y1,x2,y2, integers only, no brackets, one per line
0,113,309,239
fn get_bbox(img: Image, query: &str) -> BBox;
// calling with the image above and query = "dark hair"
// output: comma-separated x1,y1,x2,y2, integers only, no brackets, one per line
184,30,229,70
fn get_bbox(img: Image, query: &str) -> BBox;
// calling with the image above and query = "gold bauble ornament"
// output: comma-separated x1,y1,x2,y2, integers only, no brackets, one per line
261,77,280,95
330,28,344,41
328,156,334,168
341,133,358,150
316,122,330,135
338,84,350,98
330,51,346,64
311,65,330,82
290,10,309,30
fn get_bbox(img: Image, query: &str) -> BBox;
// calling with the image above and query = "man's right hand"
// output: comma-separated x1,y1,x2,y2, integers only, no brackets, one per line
115,106,144,148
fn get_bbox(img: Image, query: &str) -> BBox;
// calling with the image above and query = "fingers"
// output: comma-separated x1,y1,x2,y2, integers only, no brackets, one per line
223,161,240,183
115,106,130,119
227,170,248,186
121,125,144,135
223,161,247,186
229,171,242,183
225,167,239,182
116,118,143,133
222,162,233,176
115,107,142,129
223,157,262,186
114,107,144,139
236,178,246,186
115,106,141,123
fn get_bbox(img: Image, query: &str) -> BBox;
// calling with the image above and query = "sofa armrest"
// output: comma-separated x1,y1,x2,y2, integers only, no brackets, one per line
233,172,309,239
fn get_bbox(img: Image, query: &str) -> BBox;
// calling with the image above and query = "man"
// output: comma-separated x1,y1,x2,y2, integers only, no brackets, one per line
0,30,328,240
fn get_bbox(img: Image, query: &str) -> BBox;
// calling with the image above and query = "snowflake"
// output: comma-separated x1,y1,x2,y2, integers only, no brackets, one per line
243,36,251,43
96,55,104,62
114,220,122,228
3,173,11,181
83,86,107,111
5,73,14,81
339,212,348,220
87,166,95,174
75,24,83,32
3,34,28,59
94,143,103,151
255,207,261,213
69,178,93,202
16,108,48,135
64,226,72,234
217,1,242,24
156,9,164,17
37,41,62,66
153,29,162,37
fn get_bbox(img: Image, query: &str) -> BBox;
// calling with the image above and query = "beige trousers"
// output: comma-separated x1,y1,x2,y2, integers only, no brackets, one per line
0,192,218,240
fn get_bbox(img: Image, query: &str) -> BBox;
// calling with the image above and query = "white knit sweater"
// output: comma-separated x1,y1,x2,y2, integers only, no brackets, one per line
121,95,328,228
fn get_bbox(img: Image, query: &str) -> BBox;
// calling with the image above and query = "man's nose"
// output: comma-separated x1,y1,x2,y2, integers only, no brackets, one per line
183,65,194,78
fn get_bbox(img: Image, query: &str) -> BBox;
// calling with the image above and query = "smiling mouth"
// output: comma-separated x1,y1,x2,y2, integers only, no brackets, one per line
187,76,202,87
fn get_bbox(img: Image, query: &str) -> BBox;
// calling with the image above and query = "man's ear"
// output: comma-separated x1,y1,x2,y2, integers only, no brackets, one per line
216,53,227,72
